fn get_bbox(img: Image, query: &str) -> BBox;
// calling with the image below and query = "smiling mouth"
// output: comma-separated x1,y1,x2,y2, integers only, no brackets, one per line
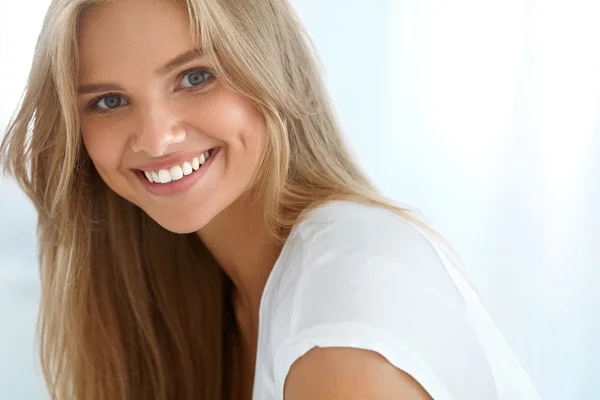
137,147,218,184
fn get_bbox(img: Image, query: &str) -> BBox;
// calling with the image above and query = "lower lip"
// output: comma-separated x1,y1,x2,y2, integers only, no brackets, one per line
135,148,220,197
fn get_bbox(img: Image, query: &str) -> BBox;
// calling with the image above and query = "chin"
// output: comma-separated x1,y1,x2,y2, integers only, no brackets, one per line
143,207,214,235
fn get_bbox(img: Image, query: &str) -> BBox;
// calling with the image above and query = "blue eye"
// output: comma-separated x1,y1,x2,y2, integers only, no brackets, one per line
180,69,213,88
93,94,128,110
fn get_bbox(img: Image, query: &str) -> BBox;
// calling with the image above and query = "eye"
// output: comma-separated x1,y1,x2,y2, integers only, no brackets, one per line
91,94,128,111
180,68,213,89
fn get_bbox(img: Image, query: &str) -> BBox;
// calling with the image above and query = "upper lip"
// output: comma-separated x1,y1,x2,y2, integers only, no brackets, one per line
132,148,216,171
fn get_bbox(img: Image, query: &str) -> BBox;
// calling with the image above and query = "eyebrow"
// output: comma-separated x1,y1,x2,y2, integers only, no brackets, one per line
156,48,204,76
77,49,204,95
78,83,125,95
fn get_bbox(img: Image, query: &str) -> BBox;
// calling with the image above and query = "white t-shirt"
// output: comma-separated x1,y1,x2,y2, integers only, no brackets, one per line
251,200,541,399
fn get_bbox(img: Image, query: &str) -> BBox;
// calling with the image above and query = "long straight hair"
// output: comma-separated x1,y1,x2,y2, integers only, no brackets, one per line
1,0,466,398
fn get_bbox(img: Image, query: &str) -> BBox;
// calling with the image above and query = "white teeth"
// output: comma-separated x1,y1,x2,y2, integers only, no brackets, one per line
143,149,215,184
158,169,172,183
144,171,154,183
182,161,193,176
170,165,184,181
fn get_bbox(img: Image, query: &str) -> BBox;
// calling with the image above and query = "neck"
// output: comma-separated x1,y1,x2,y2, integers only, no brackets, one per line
197,198,284,334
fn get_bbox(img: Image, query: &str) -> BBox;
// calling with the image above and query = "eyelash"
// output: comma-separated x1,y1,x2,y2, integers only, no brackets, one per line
86,67,215,114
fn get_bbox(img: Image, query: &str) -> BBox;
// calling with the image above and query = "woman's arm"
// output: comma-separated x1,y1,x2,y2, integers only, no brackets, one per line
284,346,433,399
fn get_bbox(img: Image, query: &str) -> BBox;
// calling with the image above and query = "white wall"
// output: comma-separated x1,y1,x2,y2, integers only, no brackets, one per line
1,0,597,398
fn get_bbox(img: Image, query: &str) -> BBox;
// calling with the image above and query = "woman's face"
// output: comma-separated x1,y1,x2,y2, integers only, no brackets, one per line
77,0,267,233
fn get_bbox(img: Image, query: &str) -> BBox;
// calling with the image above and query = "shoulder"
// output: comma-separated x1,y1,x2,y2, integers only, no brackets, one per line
281,200,466,330
296,200,431,250
294,200,452,273
287,200,463,308
266,200,496,399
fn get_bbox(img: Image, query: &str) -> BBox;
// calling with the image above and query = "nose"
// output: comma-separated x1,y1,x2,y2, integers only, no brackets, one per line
130,102,187,157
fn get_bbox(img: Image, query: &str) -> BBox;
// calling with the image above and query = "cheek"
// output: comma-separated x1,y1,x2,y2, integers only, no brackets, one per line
81,119,128,172
200,91,267,155
241,107,267,153
81,119,137,203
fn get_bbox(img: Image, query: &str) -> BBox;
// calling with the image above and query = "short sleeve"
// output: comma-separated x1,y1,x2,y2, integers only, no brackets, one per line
272,213,498,400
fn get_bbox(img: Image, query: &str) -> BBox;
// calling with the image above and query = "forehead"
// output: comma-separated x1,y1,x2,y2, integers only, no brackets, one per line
77,0,193,81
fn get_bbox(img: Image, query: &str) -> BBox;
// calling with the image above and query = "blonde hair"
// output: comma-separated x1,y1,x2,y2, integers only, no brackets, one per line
1,0,466,398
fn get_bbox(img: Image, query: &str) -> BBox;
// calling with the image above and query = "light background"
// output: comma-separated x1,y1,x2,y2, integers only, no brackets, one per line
1,0,598,399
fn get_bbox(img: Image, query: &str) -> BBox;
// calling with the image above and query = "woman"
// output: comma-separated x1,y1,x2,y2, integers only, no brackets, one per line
1,0,541,399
